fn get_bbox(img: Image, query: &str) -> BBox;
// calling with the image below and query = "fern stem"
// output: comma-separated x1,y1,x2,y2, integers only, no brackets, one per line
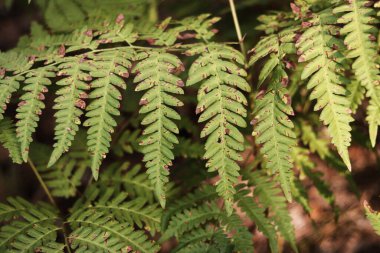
28,158,73,252
149,0,159,23
228,0,246,60
27,158,57,207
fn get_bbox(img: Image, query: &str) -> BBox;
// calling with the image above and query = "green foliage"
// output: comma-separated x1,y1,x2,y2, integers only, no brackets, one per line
133,50,184,208
0,197,63,252
244,170,297,252
296,8,353,170
0,1,379,252
364,202,380,236
0,118,22,164
0,163,162,253
334,0,380,146
186,43,250,215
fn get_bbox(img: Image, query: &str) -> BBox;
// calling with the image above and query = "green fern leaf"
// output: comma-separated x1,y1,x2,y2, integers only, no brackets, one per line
186,43,250,215
0,51,33,73
162,185,218,230
161,202,222,241
249,28,297,201
69,209,159,253
32,133,89,198
236,186,278,253
0,75,23,120
296,9,353,169
176,14,221,40
0,198,63,252
84,48,134,179
252,66,296,201
221,213,254,253
133,50,184,208
16,66,56,162
48,56,91,167
247,171,297,252
99,22,138,45
173,226,217,253
73,186,161,234
364,201,380,236
347,79,365,114
0,118,23,164
334,0,380,147
367,99,380,146
299,121,329,159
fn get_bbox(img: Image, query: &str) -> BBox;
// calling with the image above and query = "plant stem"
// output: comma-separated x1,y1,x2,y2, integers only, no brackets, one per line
27,158,57,207
149,0,159,23
28,158,73,253
228,0,246,60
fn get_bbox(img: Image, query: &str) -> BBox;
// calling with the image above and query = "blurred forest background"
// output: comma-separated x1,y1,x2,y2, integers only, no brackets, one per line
0,0,380,252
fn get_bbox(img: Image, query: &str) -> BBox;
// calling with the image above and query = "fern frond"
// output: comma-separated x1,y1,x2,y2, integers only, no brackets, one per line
48,56,91,167
221,213,254,253
236,186,278,253
161,202,222,241
95,162,177,204
98,22,138,45
31,133,89,198
0,198,62,252
291,177,312,214
186,43,250,215
296,9,353,169
334,0,380,147
16,66,56,162
367,99,380,145
133,50,184,208
0,75,23,120
364,201,380,236
347,79,366,114
247,171,297,252
84,48,134,179
176,14,220,40
69,209,159,253
252,66,296,201
0,51,32,73
249,28,297,201
162,185,218,230
299,121,329,159
173,226,217,253
73,186,161,234
0,118,23,164
292,147,338,216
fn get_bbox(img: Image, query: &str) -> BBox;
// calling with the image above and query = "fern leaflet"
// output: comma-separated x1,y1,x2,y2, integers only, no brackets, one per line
133,50,184,208
334,0,380,146
0,118,23,164
48,56,91,167
84,48,134,179
296,9,353,169
16,66,56,162
186,43,250,215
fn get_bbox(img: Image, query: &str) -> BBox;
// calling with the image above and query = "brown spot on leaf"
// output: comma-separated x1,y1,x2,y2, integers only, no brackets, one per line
195,105,205,115
177,33,196,39
75,99,86,109
58,44,66,56
139,98,148,106
116,14,125,24
146,38,156,45
84,30,93,37
281,77,289,87
18,101,27,107
302,21,312,28
177,80,184,87
37,93,45,100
